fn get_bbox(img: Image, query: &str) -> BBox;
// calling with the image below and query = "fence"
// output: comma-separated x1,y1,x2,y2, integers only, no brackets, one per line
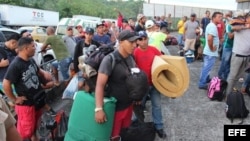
143,3,232,30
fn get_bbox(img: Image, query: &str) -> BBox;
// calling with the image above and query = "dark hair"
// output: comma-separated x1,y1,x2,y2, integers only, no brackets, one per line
212,12,222,19
206,10,210,14
6,33,21,41
20,30,28,37
18,37,34,49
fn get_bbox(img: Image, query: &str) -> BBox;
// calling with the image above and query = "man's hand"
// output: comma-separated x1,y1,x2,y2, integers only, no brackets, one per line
95,110,107,124
211,45,217,52
15,96,27,105
1,59,9,67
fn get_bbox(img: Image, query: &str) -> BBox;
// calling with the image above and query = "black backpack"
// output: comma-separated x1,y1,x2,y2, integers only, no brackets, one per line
84,45,114,70
226,90,249,124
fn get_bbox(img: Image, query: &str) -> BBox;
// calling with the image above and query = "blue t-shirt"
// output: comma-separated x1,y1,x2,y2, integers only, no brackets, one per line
203,22,219,57
93,34,111,45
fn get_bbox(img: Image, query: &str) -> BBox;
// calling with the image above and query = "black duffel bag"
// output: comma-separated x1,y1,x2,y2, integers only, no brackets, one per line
125,68,149,101
120,121,156,141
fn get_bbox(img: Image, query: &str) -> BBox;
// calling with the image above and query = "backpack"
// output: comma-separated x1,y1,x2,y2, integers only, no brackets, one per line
120,121,156,141
84,45,114,70
226,90,249,124
83,45,115,92
207,77,227,101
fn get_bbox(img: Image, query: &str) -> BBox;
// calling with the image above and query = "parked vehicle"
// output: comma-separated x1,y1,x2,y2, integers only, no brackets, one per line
55,18,99,36
0,4,59,27
0,27,56,67
17,26,47,43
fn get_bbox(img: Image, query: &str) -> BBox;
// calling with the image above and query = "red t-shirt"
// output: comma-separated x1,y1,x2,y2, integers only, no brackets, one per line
133,46,161,85
217,21,225,40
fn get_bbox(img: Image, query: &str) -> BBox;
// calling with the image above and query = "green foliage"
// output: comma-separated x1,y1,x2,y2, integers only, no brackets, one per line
0,0,144,19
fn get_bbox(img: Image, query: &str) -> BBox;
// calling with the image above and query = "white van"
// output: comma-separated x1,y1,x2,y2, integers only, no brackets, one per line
55,18,99,36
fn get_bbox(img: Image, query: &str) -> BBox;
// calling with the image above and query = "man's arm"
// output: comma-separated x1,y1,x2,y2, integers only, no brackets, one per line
231,24,250,32
207,34,216,51
2,79,27,104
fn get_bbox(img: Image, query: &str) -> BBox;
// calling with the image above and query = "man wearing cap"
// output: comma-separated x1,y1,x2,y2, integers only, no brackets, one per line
133,30,167,139
183,13,200,55
122,19,133,31
145,20,170,53
95,30,140,141
75,24,85,42
63,26,76,59
134,14,146,32
93,22,111,45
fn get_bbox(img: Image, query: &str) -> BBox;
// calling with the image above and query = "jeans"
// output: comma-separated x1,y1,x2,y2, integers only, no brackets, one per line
218,47,232,80
242,73,250,88
198,55,217,87
178,34,184,47
52,57,72,80
142,85,164,130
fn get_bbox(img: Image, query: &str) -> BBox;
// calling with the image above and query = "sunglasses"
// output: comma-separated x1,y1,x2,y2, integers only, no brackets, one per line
138,38,147,41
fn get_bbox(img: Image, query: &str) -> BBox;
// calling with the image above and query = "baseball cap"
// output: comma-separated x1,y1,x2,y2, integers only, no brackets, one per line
145,20,155,29
122,19,128,23
118,30,141,42
137,30,148,38
67,26,73,30
96,22,104,28
137,14,145,21
75,24,83,29
85,27,94,34
191,13,196,17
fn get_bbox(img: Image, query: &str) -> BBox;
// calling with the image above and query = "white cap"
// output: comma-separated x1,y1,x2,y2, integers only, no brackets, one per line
145,20,155,29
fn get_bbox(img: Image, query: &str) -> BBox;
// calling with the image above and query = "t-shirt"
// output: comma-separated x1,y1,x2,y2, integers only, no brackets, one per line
98,50,135,111
147,31,167,51
133,46,161,85
201,17,211,34
134,24,145,33
232,28,250,56
62,35,77,58
73,39,100,72
0,45,17,81
184,20,199,39
177,20,185,34
44,35,70,61
203,22,219,57
93,34,111,45
4,57,44,105
217,21,225,40
223,24,234,48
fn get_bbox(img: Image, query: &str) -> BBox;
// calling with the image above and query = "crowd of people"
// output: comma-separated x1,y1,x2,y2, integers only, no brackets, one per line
0,8,250,141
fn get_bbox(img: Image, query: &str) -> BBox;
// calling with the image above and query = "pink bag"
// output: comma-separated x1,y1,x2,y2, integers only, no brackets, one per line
207,77,227,101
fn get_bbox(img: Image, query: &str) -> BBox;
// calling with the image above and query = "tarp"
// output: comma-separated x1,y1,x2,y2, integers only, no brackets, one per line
151,55,189,98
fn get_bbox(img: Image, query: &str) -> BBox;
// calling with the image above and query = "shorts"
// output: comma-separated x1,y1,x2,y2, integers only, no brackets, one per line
111,105,133,137
15,105,42,139
184,38,196,51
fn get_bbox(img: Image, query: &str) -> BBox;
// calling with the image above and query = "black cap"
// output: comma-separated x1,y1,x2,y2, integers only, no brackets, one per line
118,30,141,41
85,27,94,34
122,19,128,23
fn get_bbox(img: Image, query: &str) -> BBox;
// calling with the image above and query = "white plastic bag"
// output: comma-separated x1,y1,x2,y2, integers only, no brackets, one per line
62,75,78,99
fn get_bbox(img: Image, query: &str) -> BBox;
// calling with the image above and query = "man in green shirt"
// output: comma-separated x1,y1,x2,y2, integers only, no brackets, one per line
41,26,71,85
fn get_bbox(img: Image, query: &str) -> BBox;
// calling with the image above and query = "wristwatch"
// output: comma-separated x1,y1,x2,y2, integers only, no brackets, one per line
95,107,103,112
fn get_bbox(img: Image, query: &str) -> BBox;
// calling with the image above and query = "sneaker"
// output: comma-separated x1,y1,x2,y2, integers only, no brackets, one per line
156,129,167,139
46,108,57,116
199,85,208,90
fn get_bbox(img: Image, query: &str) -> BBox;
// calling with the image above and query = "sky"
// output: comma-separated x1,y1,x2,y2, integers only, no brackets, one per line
149,0,238,10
